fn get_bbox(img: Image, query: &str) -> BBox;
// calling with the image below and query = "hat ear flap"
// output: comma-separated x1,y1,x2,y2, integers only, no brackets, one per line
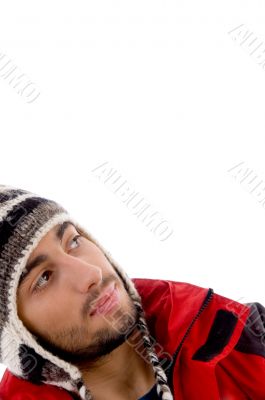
19,343,45,384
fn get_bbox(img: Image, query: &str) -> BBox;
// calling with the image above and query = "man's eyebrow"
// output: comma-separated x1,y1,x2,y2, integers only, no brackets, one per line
18,221,75,290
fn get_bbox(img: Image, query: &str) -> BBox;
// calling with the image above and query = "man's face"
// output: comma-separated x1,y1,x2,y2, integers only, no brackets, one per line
16,222,138,366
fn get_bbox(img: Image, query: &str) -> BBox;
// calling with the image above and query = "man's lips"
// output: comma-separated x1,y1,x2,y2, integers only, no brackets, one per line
89,283,117,316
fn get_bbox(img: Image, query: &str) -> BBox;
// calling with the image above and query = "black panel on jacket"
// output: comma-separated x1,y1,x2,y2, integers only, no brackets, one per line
192,309,238,362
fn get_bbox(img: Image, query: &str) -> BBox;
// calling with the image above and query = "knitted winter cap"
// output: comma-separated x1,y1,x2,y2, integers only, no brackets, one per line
0,184,173,400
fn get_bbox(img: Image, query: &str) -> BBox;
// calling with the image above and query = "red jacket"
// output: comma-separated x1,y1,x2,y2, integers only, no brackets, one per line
0,278,264,399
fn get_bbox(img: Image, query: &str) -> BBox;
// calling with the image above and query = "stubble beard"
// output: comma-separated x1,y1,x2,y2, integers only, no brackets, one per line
35,293,140,365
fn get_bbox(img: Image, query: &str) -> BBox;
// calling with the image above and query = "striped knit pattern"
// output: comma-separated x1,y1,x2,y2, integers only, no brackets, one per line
0,185,174,399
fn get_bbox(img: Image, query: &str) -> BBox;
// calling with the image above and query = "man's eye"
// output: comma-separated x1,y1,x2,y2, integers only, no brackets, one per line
32,235,82,294
33,271,52,293
69,234,82,249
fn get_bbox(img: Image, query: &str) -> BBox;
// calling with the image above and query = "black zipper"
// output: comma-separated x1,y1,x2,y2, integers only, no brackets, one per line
165,288,214,391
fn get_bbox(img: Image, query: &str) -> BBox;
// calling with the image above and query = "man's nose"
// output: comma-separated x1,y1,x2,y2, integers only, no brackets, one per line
60,255,102,293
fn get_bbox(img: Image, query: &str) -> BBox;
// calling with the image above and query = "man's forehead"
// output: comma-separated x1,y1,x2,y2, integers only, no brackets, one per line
27,221,75,264
53,221,76,234
37,221,76,242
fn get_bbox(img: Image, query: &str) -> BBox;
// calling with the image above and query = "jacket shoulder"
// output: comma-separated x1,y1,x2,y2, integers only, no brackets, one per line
132,277,208,295
131,277,209,310
131,277,211,354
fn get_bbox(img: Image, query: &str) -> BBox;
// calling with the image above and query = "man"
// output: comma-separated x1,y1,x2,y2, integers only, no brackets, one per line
0,185,264,400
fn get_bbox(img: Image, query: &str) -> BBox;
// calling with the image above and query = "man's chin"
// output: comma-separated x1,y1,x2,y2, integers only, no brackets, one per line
34,319,136,364
33,297,139,364
36,329,128,365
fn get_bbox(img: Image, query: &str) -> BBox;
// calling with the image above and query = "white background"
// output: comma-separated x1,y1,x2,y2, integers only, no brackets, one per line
1,0,265,380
